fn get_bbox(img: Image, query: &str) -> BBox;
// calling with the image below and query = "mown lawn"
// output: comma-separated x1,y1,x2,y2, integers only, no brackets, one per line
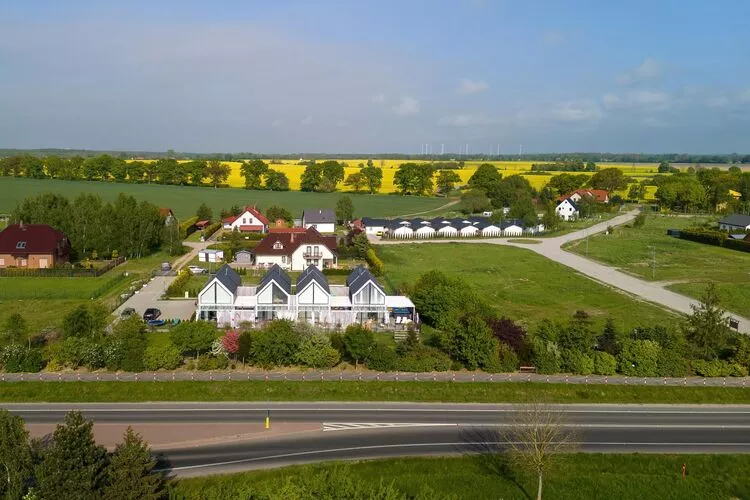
171,454,750,500
0,177,449,219
563,214,750,315
1,381,749,404
377,243,674,331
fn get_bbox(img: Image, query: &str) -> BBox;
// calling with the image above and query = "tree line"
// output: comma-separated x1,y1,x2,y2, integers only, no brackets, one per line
0,409,165,500
652,165,750,212
11,193,178,260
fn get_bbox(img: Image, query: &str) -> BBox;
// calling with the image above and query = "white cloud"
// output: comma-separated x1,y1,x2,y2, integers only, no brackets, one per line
437,113,496,127
458,79,489,94
271,119,283,128
550,100,603,122
370,93,387,103
300,115,313,126
627,89,671,107
391,96,420,115
616,57,663,85
602,93,622,109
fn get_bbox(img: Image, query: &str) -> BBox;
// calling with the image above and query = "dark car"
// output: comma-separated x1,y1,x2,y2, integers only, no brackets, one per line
120,307,136,319
143,308,161,321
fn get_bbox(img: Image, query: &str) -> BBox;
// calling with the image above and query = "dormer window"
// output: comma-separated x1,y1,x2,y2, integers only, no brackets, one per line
16,241,26,249
273,241,283,250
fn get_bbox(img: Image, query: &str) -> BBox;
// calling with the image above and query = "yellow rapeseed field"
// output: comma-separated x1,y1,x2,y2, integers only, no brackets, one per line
136,159,660,199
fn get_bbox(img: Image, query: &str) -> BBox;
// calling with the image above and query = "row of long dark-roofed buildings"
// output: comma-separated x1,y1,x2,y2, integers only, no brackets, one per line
196,263,418,330
355,216,545,238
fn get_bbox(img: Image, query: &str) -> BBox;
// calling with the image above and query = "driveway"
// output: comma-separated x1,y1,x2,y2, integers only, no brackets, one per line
113,276,196,321
375,211,750,333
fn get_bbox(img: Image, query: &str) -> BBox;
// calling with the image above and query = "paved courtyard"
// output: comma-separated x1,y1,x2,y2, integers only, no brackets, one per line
113,276,196,321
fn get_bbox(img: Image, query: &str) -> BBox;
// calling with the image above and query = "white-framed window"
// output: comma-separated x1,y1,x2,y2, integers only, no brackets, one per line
16,241,26,249
242,218,247,224
0,258,4,266
273,241,283,250
282,255,287,263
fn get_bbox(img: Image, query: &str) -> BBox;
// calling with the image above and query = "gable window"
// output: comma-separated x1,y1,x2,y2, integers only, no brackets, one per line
273,241,283,250
242,218,247,224
16,241,26,249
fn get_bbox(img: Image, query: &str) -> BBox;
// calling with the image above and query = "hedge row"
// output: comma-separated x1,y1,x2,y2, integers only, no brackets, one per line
679,228,750,253
203,222,223,239
365,248,384,276
179,216,199,239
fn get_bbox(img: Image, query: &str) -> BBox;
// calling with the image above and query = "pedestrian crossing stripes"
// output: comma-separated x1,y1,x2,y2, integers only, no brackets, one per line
322,422,456,432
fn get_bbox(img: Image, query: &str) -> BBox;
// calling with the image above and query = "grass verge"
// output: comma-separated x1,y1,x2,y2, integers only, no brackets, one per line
1,381,749,403
170,454,750,500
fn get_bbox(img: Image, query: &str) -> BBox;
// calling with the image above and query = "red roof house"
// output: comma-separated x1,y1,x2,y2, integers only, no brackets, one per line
0,223,70,269
222,206,270,233
557,189,610,204
254,227,338,271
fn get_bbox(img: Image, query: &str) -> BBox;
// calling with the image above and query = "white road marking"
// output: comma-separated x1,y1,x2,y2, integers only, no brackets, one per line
322,422,750,432
162,441,750,472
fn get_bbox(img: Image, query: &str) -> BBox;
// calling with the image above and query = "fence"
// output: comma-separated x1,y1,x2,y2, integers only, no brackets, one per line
0,256,126,277
1,370,749,387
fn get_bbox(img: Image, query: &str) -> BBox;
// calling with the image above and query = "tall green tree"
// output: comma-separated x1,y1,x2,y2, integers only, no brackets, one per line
205,159,231,188
588,168,628,192
394,163,435,195
547,173,588,196
344,172,366,192
319,161,345,192
266,205,293,224
195,203,213,222
0,410,32,500
240,159,269,190
300,163,323,192
184,160,207,186
35,411,107,500
103,427,165,500
360,165,383,194
684,283,729,360
169,321,217,357
335,195,354,224
264,170,290,191
468,163,503,201
460,189,492,214
435,170,462,195
343,324,374,366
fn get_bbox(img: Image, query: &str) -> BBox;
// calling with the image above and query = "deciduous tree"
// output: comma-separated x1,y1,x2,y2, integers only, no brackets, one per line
206,159,231,188
343,324,374,366
0,410,32,500
335,195,354,224
360,165,383,194
435,170,462,195
240,159,269,190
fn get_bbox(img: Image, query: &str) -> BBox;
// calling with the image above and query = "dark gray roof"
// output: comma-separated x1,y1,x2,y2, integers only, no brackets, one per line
296,265,330,294
347,265,385,297
719,214,750,227
562,198,580,210
258,264,292,295
212,264,242,295
303,209,336,224
361,217,389,227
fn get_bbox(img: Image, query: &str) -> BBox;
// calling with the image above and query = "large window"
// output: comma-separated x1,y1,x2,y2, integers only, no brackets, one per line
271,283,287,304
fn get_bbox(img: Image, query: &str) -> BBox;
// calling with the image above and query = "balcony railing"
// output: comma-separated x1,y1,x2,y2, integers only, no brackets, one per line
302,252,322,258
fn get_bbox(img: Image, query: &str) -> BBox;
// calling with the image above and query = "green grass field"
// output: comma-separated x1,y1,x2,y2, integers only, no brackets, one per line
377,243,674,330
170,454,750,500
563,215,750,315
2,381,748,404
0,177,450,219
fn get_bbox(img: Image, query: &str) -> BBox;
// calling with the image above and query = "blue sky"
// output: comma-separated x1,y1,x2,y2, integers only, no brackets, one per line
1,0,749,153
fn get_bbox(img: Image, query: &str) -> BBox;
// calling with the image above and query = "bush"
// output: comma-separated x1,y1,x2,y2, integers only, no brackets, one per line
564,349,594,375
484,343,518,373
0,344,43,372
165,269,192,297
365,343,399,371
618,340,660,377
144,342,183,370
179,216,199,239
657,348,690,377
593,351,617,375
632,212,647,228
251,320,300,368
343,324,374,365
297,333,340,369
693,359,748,377
398,346,451,372
532,338,561,374
203,221,222,239
364,248,384,276
196,354,229,371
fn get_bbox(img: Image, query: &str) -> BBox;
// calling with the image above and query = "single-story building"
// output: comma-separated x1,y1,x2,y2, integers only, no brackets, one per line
222,206,269,233
0,223,70,269
302,209,336,233
358,217,389,235
195,220,210,230
254,227,338,271
555,198,579,221
199,249,224,263
233,249,253,264
719,214,750,232
196,264,418,330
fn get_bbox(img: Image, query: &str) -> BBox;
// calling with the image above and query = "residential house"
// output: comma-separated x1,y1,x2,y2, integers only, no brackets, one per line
558,189,610,204
719,214,750,232
0,223,70,269
196,264,418,329
253,227,338,271
358,217,389,235
302,209,336,233
555,198,579,221
222,206,269,233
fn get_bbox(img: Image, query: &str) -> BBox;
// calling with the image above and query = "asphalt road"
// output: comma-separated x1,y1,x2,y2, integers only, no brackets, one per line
7,402,750,476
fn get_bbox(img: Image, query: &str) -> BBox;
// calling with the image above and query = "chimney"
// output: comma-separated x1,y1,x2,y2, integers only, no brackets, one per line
291,233,295,243
19,220,25,230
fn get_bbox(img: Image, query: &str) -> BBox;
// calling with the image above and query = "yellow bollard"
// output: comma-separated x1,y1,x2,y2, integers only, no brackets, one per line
265,410,270,430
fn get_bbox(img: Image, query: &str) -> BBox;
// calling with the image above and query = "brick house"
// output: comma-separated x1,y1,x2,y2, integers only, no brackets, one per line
0,223,71,269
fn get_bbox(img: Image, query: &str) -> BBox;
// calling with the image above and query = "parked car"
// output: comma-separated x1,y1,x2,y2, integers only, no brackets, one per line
188,265,207,274
143,308,161,321
120,307,136,319
147,319,166,327
161,262,172,272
